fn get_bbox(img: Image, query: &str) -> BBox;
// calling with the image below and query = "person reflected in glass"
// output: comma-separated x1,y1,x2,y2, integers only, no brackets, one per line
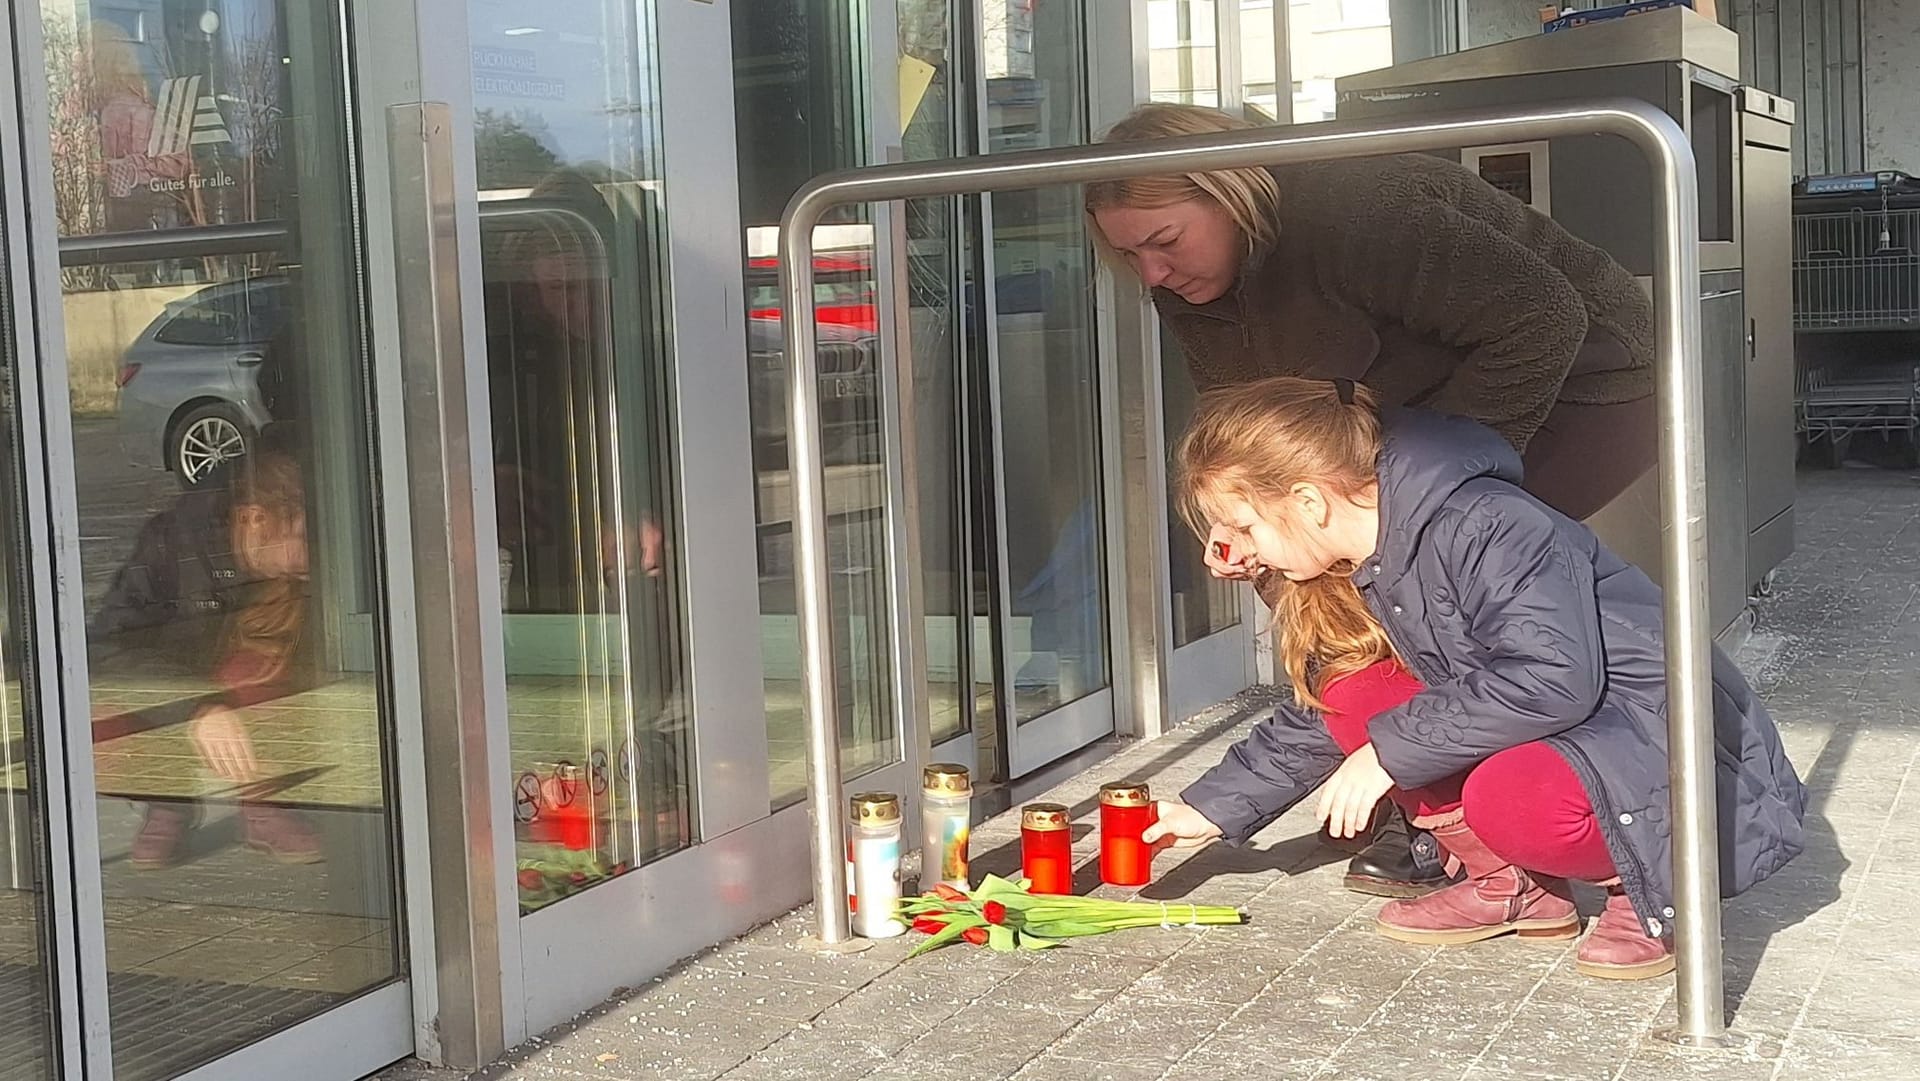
485,167,688,876
489,168,665,610
87,20,196,233
92,425,323,868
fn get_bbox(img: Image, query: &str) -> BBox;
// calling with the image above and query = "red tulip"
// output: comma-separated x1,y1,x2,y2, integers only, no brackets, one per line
911,918,947,935
932,883,967,903
983,901,1007,925
962,926,989,946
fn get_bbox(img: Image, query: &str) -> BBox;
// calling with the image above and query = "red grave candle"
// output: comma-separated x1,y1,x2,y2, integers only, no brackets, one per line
1099,781,1157,887
534,765,594,851
1020,803,1073,895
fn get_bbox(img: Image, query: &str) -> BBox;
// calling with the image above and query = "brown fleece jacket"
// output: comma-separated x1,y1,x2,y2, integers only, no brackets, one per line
1155,153,1655,451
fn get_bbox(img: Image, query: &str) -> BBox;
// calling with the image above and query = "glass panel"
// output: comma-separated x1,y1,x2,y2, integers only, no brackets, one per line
900,0,973,748
0,170,56,1081
1148,0,1221,107
1241,0,1282,121
468,0,693,914
987,0,1112,725
44,5,401,1076
1289,0,1394,124
1456,0,1539,50
733,1,898,805
1161,336,1241,648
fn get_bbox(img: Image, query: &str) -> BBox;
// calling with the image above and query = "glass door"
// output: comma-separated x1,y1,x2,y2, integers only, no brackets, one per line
980,0,1117,777
0,40,63,1075
1150,0,1259,722
463,0,695,914
23,1,415,1076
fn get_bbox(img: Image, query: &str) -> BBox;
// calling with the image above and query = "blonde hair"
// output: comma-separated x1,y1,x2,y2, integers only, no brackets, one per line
1084,103,1282,262
1174,377,1393,710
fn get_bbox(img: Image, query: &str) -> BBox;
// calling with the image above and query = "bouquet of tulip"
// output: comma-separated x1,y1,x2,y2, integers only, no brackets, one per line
897,874,1246,956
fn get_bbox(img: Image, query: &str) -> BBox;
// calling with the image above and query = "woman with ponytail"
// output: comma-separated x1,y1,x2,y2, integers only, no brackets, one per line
1142,378,1806,980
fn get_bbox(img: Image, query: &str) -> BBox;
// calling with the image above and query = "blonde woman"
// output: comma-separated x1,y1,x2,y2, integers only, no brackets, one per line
1088,102,1659,896
1142,377,1803,981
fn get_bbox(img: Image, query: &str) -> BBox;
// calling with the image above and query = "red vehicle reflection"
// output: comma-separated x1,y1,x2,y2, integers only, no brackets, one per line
745,251,878,334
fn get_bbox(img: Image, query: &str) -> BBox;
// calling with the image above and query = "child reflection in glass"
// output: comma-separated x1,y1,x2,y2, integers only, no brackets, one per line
93,425,325,868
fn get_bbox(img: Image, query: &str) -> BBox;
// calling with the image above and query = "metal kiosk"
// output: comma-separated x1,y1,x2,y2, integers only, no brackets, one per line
1334,7,1799,643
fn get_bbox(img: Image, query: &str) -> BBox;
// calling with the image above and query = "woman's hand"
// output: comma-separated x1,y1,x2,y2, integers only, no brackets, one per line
1316,744,1395,840
1203,524,1257,581
1141,800,1224,849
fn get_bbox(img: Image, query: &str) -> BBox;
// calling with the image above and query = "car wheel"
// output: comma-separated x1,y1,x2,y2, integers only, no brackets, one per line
171,403,251,489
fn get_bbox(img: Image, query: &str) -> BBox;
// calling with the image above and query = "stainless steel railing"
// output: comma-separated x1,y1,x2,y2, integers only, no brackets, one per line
779,98,1730,1044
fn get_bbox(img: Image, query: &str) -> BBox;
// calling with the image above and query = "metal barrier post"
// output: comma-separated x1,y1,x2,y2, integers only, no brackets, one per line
779,99,1725,1043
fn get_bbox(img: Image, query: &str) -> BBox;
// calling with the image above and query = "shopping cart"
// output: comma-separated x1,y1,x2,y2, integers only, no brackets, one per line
1793,205,1920,331
1792,173,1920,466
1797,363,1920,467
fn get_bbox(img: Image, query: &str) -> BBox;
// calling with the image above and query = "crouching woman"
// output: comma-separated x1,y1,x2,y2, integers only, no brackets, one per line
1144,376,1807,978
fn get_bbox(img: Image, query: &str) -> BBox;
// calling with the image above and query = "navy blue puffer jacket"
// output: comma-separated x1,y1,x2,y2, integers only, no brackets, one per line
1180,408,1807,937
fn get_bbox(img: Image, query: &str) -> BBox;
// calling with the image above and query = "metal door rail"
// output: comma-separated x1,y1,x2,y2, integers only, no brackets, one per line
779,99,1724,1042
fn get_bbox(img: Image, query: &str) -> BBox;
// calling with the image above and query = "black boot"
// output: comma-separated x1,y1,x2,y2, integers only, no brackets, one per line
1342,800,1453,898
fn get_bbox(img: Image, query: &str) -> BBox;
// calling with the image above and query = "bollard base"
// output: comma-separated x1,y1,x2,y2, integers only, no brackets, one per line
794,935,875,956
1652,1026,1741,1050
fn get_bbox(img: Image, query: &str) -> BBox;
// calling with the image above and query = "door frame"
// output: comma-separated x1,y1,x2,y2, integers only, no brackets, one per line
389,0,916,1048
1,11,92,1078
4,2,424,1076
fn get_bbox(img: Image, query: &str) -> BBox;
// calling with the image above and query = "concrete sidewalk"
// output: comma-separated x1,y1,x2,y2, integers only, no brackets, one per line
377,466,1920,1081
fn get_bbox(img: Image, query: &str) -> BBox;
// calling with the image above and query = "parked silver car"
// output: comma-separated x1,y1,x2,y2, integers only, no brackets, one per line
117,262,884,485
116,275,285,488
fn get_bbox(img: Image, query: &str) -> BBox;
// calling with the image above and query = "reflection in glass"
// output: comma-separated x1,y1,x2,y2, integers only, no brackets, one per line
1147,0,1222,107
468,0,692,913
0,172,55,1081
45,3,399,1076
900,0,978,749
1289,0,1394,124
988,0,1112,725
1239,0,1283,121
1161,334,1241,647
733,0,898,804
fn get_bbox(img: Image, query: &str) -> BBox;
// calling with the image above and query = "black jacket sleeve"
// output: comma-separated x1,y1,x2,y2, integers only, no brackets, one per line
1366,492,1606,788
1180,702,1345,846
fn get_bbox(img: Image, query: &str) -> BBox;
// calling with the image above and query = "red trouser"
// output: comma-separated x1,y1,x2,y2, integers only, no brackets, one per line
1320,661,1618,883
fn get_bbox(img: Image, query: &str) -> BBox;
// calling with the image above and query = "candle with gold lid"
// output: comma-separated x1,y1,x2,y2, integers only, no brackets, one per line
921,764,972,889
850,793,905,938
1099,781,1157,887
1021,802,1073,895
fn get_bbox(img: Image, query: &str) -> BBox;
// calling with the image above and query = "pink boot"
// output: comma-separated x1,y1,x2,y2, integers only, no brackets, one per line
131,803,198,870
242,804,325,865
1376,818,1580,946
1576,887,1675,980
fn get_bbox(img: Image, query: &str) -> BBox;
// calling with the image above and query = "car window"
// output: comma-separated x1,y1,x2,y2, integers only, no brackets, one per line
154,280,284,347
